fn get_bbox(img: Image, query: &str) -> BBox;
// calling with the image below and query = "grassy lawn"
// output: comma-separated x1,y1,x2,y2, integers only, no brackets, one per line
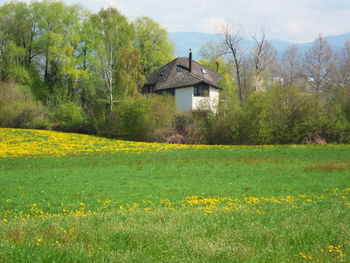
0,129,349,262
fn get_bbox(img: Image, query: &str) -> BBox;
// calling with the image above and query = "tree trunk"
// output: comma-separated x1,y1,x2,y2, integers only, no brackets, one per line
109,73,113,111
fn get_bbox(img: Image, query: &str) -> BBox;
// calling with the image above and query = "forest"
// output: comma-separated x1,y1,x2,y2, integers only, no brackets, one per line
0,0,349,144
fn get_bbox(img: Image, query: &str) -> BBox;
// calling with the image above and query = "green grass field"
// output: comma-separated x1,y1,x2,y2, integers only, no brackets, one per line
0,129,349,262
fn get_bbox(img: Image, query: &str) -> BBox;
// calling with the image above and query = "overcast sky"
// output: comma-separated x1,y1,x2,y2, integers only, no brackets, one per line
2,0,350,43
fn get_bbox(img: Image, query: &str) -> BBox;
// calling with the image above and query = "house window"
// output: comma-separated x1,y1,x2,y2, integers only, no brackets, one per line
145,85,154,93
177,67,182,72
165,89,175,96
194,84,209,97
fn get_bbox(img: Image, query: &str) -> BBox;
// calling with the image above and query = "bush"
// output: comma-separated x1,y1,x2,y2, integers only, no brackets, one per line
238,86,350,144
206,102,242,145
87,100,110,135
109,96,150,140
0,82,49,129
106,95,176,141
144,95,176,142
239,91,274,144
54,102,87,132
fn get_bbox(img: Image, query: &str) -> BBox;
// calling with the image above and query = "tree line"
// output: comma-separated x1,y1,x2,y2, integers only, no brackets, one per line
194,23,350,144
201,23,350,105
0,0,173,108
0,1,349,144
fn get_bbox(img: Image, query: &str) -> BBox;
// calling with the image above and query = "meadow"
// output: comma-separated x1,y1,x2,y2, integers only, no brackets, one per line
0,128,349,262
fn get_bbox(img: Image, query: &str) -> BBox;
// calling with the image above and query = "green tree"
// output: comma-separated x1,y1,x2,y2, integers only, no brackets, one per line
115,47,145,97
0,2,30,82
90,7,133,111
48,4,90,102
133,16,174,75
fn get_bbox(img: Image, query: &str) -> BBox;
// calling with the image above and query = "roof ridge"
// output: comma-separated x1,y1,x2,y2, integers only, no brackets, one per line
164,58,180,83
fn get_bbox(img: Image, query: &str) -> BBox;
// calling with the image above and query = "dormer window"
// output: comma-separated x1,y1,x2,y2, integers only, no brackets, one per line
201,68,207,74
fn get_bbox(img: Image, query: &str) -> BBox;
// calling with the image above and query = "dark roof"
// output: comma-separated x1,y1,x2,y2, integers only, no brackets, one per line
144,57,222,91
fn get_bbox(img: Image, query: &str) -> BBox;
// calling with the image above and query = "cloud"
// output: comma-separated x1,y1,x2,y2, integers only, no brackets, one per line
204,17,228,34
284,21,303,36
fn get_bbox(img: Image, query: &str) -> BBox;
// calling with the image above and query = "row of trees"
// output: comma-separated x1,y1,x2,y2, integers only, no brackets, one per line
0,1,349,144
201,23,350,109
195,23,349,144
0,0,174,110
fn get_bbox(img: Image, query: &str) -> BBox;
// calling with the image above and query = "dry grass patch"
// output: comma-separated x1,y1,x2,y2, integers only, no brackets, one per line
305,162,350,173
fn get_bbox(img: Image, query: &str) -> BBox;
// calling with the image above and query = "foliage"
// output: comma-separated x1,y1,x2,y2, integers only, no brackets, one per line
133,16,174,75
89,7,133,110
0,1,174,110
115,47,145,98
111,96,150,140
144,94,176,142
239,86,350,144
54,102,88,132
0,0,349,145
0,82,48,129
107,95,176,141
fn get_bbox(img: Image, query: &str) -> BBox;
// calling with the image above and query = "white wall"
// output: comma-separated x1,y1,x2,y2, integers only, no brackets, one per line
175,86,220,113
175,87,193,111
192,87,219,113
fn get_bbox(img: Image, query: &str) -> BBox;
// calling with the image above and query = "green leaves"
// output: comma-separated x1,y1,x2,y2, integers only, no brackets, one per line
133,16,174,75
0,2,175,111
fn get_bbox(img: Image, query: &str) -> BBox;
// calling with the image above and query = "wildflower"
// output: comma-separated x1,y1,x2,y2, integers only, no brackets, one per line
204,210,212,215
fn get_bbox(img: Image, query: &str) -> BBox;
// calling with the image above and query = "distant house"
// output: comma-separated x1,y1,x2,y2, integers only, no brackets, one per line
142,51,222,112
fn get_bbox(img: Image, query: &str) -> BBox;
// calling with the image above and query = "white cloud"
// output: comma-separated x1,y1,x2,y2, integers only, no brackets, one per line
204,17,228,34
284,21,303,36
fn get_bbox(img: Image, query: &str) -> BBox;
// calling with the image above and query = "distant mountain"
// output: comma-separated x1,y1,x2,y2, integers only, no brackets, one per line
170,32,350,59
326,32,350,49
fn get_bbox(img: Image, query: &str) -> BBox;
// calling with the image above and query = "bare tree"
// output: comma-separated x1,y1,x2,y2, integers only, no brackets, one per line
338,40,350,87
278,45,303,87
240,55,255,101
221,22,246,104
303,34,336,94
251,29,278,91
199,40,222,62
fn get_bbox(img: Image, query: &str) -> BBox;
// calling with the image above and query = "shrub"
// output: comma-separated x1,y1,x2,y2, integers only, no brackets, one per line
54,102,87,132
0,82,49,129
239,91,274,144
239,86,350,144
114,96,150,140
103,95,176,141
206,102,242,145
87,100,110,136
144,95,176,142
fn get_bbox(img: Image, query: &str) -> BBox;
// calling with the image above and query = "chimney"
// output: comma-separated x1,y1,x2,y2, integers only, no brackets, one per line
189,48,192,73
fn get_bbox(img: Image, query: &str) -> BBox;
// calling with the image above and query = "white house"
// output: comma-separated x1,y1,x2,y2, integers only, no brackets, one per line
142,51,222,112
